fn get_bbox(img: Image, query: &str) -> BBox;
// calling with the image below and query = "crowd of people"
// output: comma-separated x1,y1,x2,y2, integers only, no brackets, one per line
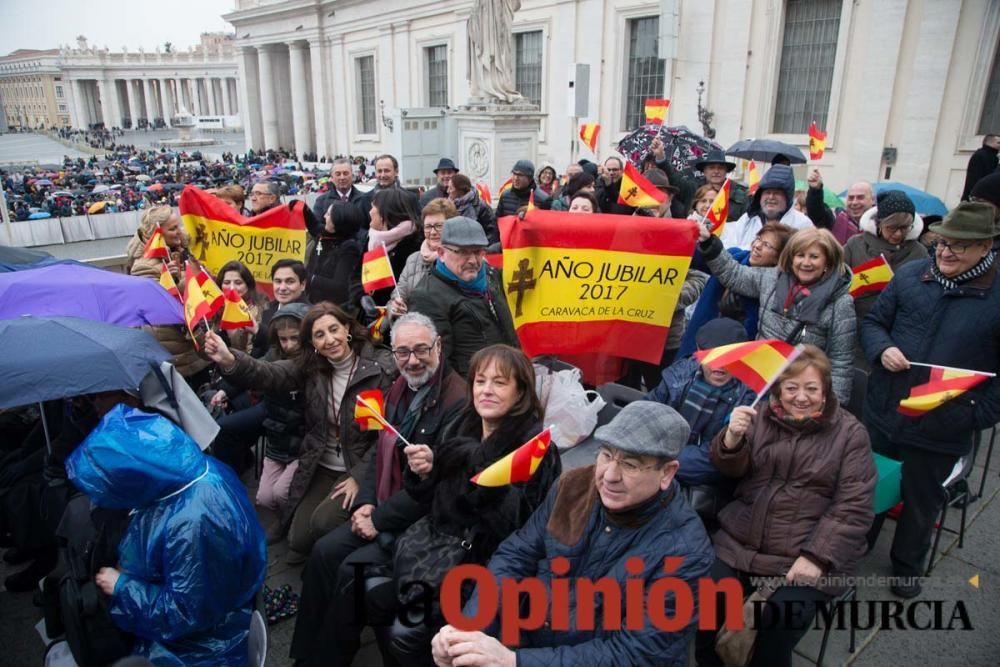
2,130,1000,667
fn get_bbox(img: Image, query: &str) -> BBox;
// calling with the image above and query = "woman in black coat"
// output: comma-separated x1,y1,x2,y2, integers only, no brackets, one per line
367,188,421,305
307,201,364,313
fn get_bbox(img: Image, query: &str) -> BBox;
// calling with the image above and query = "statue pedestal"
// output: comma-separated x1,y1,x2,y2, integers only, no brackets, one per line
449,104,544,192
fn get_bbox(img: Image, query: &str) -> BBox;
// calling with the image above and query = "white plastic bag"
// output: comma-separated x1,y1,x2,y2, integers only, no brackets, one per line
534,366,606,449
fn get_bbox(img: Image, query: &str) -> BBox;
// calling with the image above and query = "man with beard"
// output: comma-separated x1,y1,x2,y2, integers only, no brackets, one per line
289,312,467,665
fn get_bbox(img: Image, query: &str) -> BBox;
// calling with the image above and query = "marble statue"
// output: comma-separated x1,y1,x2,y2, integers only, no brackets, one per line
467,0,524,103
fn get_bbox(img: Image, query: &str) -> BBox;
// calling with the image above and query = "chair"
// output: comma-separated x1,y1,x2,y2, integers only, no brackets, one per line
247,609,267,667
813,586,857,667
532,355,579,375
925,451,976,575
974,427,997,500
845,367,868,421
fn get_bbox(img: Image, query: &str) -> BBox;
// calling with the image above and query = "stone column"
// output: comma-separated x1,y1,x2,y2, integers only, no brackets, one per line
142,78,154,124
72,80,89,128
222,77,233,116
159,78,174,126
208,78,219,115
237,46,261,148
308,38,329,159
124,79,138,127
96,78,115,129
257,45,280,150
287,41,313,156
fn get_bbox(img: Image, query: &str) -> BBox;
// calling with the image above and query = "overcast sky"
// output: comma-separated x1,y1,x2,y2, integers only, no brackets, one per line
0,0,237,55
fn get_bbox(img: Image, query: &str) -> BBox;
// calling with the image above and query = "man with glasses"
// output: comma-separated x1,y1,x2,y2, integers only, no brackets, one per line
407,216,518,376
862,201,1000,598
496,159,550,217
431,401,714,666
249,181,281,214
594,156,637,215
291,312,467,664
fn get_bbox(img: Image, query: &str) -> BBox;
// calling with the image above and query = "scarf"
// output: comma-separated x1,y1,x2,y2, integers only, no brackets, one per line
374,375,437,502
772,267,847,325
368,219,416,252
435,259,489,295
420,239,437,263
768,394,824,428
931,251,995,290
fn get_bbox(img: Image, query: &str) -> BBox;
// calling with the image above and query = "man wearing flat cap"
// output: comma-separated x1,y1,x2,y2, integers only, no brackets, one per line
862,201,1000,598
650,140,750,221
407,216,519,377
431,401,714,666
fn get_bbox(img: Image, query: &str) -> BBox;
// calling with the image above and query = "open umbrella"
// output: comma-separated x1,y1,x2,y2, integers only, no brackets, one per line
136,174,152,182
28,211,51,220
726,138,807,165
50,190,74,197
88,201,107,214
147,183,164,193
795,181,845,210
92,184,111,194
616,124,722,175
34,179,53,186
0,246,56,273
837,181,948,218
0,316,170,410
0,263,185,326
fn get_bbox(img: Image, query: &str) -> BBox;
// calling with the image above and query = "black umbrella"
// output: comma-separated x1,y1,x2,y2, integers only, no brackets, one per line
617,125,722,176
726,138,806,165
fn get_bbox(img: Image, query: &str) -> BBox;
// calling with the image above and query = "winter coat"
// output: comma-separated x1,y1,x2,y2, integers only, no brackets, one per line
307,237,363,312
710,398,876,595
66,406,266,666
391,245,436,307
962,144,999,201
861,258,1000,456
594,178,636,216
221,343,397,524
405,410,560,565
679,248,760,358
371,229,421,306
806,186,860,245
419,184,448,209
465,467,713,666
657,153,749,222
454,189,500,244
701,235,857,403
406,264,520,377
719,165,813,250
665,270,708,350
497,182,550,218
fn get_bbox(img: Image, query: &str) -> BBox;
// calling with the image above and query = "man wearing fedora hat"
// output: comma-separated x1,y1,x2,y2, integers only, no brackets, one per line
419,158,460,208
651,138,749,221
862,201,1000,598
431,401,713,666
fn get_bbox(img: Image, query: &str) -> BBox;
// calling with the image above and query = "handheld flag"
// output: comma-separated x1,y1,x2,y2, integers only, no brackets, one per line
527,190,537,212
159,263,180,300
808,122,827,160
747,160,761,195
361,244,396,294
182,262,211,348
497,177,513,199
694,340,801,397
220,288,254,330
849,255,894,298
617,162,666,208
196,266,225,317
898,366,991,417
579,123,601,153
485,251,504,270
644,99,670,126
471,429,552,487
354,389,386,431
141,226,170,260
705,179,732,236
368,306,387,343
476,182,492,206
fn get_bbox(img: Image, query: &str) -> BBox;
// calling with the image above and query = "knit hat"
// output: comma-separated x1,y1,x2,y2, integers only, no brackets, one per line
875,190,915,221
970,172,1000,209
592,401,690,459
512,159,535,177
928,202,996,240
695,317,748,350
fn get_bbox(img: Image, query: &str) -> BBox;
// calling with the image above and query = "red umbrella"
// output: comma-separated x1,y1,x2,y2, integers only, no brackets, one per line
147,183,164,192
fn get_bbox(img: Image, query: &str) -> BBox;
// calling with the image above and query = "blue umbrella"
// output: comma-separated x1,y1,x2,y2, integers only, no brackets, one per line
0,316,170,409
0,263,185,326
28,211,52,219
837,181,948,217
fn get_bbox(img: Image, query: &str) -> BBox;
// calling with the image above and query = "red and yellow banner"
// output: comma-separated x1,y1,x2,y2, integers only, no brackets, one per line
497,177,513,199
159,263,180,300
196,266,225,317
579,123,601,153
644,98,670,125
471,429,552,487
897,366,990,417
179,185,306,299
850,255,893,298
808,121,827,160
497,210,698,364
182,262,211,347
476,182,492,206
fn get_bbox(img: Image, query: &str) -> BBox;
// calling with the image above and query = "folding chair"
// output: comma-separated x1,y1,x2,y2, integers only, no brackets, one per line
925,452,976,575
813,586,857,667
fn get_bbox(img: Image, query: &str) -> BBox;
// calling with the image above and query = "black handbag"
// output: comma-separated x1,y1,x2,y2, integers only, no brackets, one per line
393,515,473,606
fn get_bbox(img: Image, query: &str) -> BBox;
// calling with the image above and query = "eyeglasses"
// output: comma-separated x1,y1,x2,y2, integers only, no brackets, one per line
250,191,275,198
883,224,913,235
933,240,976,256
441,245,486,258
752,237,778,253
391,339,438,361
423,223,444,232
595,448,662,477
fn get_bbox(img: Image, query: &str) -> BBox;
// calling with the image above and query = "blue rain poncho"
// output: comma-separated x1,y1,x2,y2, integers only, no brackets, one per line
66,405,266,666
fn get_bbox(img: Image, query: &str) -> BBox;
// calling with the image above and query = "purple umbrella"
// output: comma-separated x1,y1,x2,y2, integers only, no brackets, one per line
0,263,184,327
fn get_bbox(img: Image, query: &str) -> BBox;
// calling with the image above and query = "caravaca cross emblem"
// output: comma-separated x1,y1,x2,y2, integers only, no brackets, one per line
507,258,536,317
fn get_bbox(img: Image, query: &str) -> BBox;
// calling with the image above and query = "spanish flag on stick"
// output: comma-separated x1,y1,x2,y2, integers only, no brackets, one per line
159,262,180,300
618,162,666,208
196,266,225,317
368,306,387,343
808,122,827,160
849,255,894,298
220,288,254,330
142,226,170,259
471,428,552,487
527,190,537,212
747,160,761,195
694,340,801,405
704,179,732,236
644,99,670,126
579,123,601,153
897,365,993,417
182,262,211,348
354,389,387,431
361,244,396,294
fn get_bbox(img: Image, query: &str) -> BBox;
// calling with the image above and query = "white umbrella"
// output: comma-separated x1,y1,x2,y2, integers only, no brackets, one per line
92,184,111,194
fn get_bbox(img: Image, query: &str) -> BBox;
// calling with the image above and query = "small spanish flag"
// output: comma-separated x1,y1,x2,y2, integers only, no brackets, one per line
898,366,991,417
617,162,666,208
142,226,170,259
196,266,225,317
747,160,761,195
849,255,894,298
527,190,537,212
368,306,387,343
808,121,827,160
644,98,670,126
361,244,396,294
476,182,492,206
497,177,513,199
220,288,254,330
182,263,211,347
471,428,552,487
694,340,801,395
159,262,180,300
354,389,386,431
705,179,732,236
579,123,601,153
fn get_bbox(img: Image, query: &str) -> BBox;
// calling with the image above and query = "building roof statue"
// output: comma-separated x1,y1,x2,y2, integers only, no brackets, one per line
467,0,524,104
